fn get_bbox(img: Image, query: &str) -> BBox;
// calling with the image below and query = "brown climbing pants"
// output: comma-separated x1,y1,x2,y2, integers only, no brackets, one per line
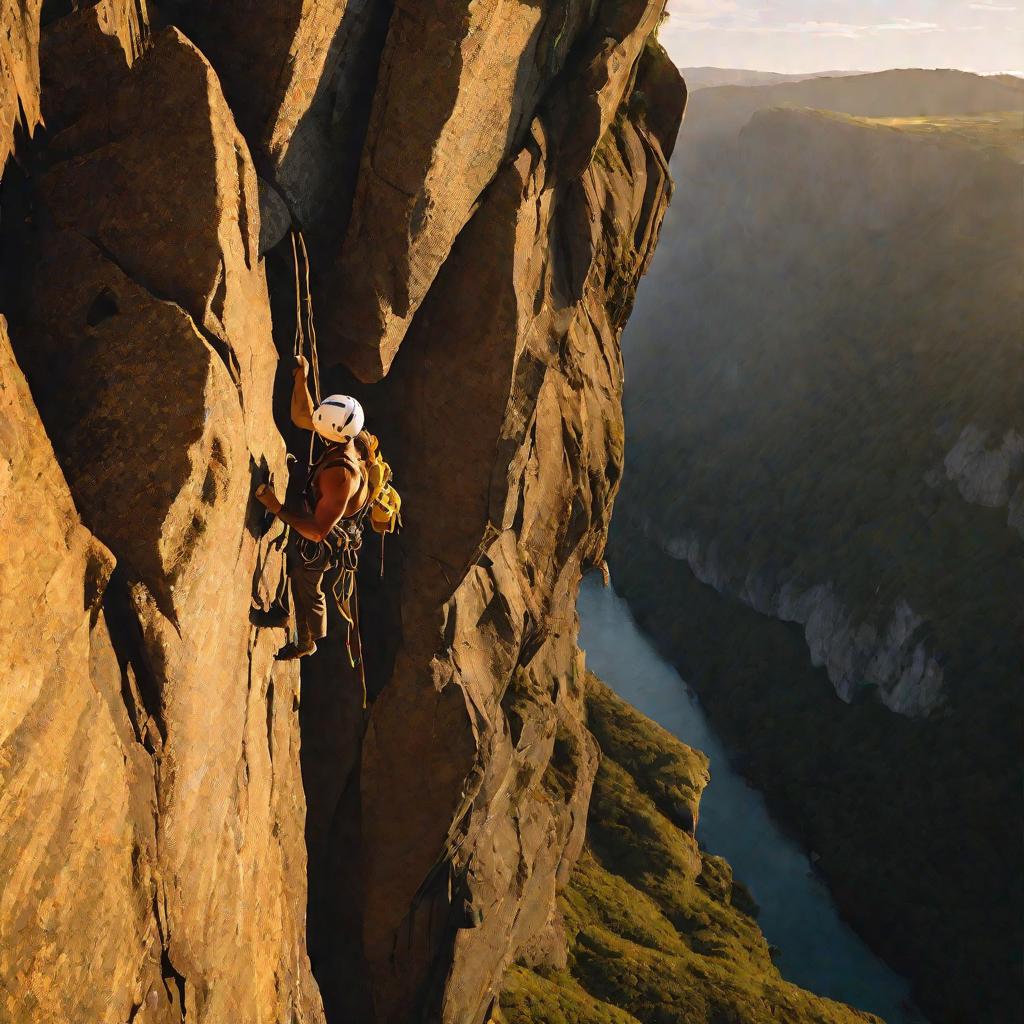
287,535,332,644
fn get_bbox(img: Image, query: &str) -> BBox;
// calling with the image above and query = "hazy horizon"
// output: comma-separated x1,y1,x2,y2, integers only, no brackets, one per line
661,1,1023,76
678,62,1022,76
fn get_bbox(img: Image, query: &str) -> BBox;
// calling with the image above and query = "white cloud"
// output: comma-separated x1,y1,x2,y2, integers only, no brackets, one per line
716,18,942,38
666,1,743,28
874,20,943,32
967,3,1017,10
667,0,741,14
666,5,944,37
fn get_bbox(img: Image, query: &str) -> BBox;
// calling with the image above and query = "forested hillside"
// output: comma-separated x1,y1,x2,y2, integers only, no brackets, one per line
611,70,1024,1022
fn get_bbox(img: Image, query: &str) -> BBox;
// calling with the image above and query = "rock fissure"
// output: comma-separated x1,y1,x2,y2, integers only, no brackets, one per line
103,567,170,752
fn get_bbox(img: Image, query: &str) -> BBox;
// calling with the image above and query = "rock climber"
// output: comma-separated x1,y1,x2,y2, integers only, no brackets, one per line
252,356,370,660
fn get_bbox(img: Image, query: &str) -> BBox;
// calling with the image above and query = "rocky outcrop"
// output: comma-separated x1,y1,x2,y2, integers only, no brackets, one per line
0,0,42,167
352,34,682,1023
940,424,1024,536
326,0,666,381
1,3,685,1024
160,0,392,244
0,316,150,1024
38,0,149,130
655,526,945,717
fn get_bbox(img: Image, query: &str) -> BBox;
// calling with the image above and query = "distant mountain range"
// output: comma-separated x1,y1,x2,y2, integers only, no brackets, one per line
680,67,864,90
677,68,1024,150
612,68,1024,1023
681,66,1024,93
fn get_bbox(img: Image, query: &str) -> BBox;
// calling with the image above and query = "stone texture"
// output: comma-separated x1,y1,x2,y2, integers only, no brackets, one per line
659,527,947,717
1,5,686,1024
545,0,667,178
0,0,42,168
39,0,149,131
39,27,280,457
176,0,347,151
0,315,155,1024
164,0,393,245
324,0,618,380
944,424,1024,509
357,39,682,1023
3,21,322,1024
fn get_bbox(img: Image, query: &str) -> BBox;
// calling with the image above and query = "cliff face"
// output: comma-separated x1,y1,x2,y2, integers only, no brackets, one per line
0,2,683,1022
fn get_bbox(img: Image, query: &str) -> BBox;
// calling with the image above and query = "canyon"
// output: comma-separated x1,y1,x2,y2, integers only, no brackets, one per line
613,70,1023,1022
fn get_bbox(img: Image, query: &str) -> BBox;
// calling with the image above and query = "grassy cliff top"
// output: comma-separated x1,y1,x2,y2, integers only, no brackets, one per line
778,107,1024,159
498,675,881,1024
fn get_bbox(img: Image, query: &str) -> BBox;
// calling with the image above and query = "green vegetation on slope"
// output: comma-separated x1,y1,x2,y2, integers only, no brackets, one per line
498,676,880,1024
678,69,1024,151
627,102,1023,657
837,110,1024,159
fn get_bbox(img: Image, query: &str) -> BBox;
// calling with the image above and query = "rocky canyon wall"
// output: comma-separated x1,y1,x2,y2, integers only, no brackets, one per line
0,2,684,1022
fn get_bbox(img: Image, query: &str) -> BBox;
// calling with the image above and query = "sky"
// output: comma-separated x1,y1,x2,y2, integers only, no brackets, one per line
660,1,1023,75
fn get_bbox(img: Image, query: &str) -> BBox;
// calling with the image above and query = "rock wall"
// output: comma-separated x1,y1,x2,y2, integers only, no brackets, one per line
356,52,678,1021
0,0,42,169
648,523,945,717
2,8,323,1022
0,314,148,1024
0,2,684,1022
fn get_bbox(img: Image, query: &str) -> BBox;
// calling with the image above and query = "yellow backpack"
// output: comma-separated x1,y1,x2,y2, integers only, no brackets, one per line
360,433,402,540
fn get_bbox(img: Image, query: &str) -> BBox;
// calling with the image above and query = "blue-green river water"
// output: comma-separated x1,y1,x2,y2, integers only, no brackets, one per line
578,575,925,1023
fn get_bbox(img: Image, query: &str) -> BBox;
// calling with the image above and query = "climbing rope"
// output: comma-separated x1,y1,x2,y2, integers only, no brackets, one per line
297,230,321,408
290,228,324,474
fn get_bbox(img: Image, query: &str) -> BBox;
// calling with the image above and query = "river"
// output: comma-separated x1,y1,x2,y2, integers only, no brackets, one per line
578,575,924,1023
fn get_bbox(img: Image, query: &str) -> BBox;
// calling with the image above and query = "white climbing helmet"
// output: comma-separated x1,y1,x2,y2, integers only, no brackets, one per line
313,394,364,444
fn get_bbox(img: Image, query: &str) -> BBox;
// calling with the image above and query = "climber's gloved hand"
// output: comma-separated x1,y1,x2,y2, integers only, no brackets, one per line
254,483,283,515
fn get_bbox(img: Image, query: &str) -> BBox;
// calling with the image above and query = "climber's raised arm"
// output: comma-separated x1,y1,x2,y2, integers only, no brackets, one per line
290,355,316,430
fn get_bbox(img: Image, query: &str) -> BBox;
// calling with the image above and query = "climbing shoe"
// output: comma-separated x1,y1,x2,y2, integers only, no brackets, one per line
250,605,290,629
275,640,317,661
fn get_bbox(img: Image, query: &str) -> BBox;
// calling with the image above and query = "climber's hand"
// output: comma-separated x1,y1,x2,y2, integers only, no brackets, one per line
254,483,283,514
293,355,309,379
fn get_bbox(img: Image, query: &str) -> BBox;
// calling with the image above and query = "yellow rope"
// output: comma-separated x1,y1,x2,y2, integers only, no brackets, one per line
290,230,304,360
297,230,321,406
290,228,325,470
